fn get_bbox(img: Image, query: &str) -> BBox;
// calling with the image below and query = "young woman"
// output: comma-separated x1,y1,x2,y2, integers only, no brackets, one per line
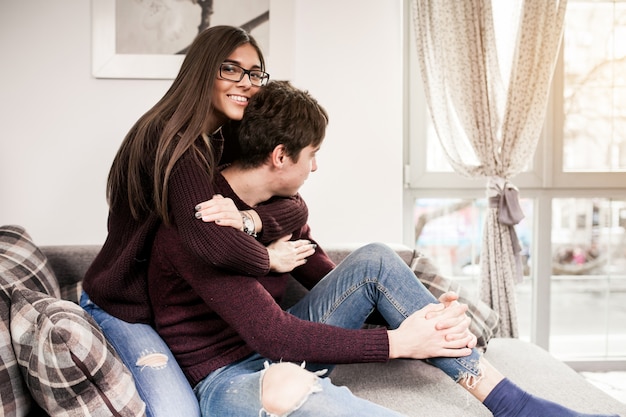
80,26,310,417
168,80,619,417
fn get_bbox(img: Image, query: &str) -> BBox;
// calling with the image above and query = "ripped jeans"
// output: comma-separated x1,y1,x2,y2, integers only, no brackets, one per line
80,291,201,417
194,243,482,417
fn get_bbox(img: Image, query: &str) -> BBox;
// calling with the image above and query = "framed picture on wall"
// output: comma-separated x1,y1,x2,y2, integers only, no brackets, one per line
92,0,270,79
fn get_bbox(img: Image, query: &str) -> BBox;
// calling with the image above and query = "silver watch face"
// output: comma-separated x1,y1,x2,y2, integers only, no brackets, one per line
243,216,254,234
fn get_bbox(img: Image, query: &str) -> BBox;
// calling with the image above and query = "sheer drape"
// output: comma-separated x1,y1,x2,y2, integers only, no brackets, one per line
411,0,566,337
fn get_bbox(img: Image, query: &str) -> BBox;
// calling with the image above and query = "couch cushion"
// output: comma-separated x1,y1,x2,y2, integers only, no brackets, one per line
10,287,145,417
410,252,499,350
330,338,626,416
0,225,61,417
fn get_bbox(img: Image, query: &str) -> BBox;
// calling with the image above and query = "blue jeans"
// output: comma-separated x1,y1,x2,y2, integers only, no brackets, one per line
194,243,482,417
80,291,201,417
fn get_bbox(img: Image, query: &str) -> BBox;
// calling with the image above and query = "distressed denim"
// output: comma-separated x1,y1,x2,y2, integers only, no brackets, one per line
194,353,406,417
80,291,201,417
194,242,482,416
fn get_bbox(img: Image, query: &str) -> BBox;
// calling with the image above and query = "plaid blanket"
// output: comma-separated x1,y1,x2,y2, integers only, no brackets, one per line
1,225,60,416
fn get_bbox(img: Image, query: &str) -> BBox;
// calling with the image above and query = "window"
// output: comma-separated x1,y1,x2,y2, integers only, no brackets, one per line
550,198,626,360
560,1,626,174
405,0,626,367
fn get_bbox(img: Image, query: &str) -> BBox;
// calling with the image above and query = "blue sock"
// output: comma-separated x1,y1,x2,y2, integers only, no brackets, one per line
483,378,619,417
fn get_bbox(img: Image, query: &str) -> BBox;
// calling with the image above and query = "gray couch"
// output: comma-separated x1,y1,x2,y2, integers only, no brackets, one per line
40,244,626,416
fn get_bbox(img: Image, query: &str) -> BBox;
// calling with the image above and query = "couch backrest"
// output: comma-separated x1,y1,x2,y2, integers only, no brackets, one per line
40,243,415,306
41,245,101,289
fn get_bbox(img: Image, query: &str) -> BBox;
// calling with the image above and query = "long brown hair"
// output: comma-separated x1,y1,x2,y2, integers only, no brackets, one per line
106,26,266,223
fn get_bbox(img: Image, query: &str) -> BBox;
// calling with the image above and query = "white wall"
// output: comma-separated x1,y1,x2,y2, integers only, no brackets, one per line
0,0,405,246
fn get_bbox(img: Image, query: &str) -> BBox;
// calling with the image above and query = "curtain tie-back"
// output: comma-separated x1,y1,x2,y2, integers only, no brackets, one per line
487,177,525,283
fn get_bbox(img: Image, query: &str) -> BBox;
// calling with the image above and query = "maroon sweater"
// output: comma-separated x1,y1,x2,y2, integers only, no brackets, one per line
83,132,308,324
149,172,390,387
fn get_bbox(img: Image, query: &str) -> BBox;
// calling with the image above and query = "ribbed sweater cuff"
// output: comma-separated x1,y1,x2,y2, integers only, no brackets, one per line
358,327,390,362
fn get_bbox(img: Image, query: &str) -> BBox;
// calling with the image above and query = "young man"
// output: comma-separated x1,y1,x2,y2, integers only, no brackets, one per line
154,81,618,417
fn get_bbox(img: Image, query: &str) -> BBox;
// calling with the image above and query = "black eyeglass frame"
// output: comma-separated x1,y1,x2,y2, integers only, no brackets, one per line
219,63,270,87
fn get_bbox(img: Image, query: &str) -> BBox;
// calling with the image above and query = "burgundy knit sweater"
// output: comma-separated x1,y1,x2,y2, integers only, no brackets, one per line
150,172,390,387
83,132,308,324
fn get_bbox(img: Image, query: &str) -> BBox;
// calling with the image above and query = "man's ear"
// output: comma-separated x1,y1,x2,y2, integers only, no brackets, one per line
271,144,287,168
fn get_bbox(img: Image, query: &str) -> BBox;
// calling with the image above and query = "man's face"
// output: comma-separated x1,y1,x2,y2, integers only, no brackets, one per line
275,144,320,196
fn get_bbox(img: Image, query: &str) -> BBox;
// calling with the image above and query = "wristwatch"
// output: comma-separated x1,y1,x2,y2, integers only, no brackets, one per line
241,211,257,237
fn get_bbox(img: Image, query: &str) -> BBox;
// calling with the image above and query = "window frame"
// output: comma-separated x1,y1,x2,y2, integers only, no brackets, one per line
403,0,626,369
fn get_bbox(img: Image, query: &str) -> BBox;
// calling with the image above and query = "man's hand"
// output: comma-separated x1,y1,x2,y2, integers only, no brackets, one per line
387,302,476,360
432,291,477,348
437,291,460,307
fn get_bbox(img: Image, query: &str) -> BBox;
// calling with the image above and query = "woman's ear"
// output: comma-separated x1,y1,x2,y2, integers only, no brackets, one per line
271,144,286,168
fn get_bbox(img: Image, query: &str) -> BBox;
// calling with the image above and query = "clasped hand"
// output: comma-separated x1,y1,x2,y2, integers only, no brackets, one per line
387,292,476,360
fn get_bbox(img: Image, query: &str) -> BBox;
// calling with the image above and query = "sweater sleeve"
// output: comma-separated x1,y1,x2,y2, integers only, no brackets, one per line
255,195,308,244
168,155,271,276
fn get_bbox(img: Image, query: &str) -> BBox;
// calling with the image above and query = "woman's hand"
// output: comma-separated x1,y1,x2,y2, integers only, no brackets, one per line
267,235,317,273
195,195,262,235
195,194,242,227
387,302,475,360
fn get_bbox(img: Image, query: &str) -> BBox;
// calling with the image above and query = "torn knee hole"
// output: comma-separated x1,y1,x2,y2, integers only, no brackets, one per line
261,362,320,416
136,352,168,369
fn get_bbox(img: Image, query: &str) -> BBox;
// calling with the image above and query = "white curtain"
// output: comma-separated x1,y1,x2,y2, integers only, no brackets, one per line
411,0,566,337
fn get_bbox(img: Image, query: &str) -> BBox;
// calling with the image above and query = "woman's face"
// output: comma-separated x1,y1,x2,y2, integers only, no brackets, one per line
211,43,264,127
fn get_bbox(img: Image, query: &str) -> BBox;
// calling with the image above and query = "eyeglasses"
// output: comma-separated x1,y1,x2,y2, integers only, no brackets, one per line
219,63,270,87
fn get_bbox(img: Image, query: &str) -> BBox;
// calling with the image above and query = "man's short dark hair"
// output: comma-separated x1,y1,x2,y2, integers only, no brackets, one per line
236,80,328,168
